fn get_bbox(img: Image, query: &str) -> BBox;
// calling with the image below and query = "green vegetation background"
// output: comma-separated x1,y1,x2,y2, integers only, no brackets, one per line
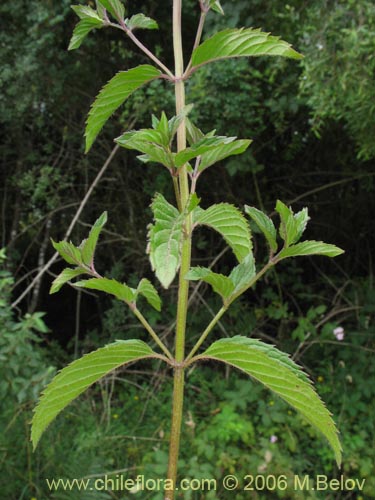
1,0,374,498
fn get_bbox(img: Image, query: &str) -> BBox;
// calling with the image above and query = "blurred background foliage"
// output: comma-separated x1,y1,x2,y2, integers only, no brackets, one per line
0,0,374,498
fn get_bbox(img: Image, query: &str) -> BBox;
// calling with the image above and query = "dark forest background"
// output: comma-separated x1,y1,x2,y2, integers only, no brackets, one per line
1,1,374,498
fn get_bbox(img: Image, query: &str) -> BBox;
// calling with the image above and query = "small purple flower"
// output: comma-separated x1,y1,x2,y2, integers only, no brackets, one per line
270,435,278,444
333,326,344,341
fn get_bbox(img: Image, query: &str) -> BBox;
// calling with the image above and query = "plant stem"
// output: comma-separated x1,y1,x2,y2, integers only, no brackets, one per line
165,0,191,497
109,21,174,78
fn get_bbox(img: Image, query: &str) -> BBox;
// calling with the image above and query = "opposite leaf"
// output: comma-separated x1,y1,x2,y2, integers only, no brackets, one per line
31,340,158,449
194,203,252,262
191,28,303,69
85,65,161,152
199,336,342,467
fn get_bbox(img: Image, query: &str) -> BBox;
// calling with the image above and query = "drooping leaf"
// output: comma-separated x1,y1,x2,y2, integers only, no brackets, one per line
75,277,135,303
81,211,108,266
191,28,303,69
194,204,252,262
85,65,161,152
98,0,125,21
199,336,342,467
52,240,83,267
244,205,278,253
136,278,162,311
68,18,104,51
50,268,86,294
148,194,183,288
31,340,158,449
126,14,158,31
277,241,344,260
186,267,235,300
199,139,251,171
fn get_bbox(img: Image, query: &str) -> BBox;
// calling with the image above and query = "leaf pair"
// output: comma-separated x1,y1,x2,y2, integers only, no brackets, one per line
69,2,158,52
75,277,161,311
117,112,252,174
245,202,344,260
31,333,342,467
50,211,108,293
148,198,252,289
52,213,161,311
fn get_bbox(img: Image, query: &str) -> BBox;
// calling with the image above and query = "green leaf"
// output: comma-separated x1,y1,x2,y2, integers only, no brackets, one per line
186,253,255,304
96,1,106,19
71,5,103,21
175,136,238,168
68,17,104,51
75,277,135,302
199,139,251,171
185,117,205,145
209,0,224,15
52,240,83,267
31,339,157,449
244,205,277,253
50,268,86,294
186,268,235,300
116,129,174,169
168,104,194,139
81,211,108,266
191,28,303,69
194,204,252,262
200,336,342,467
275,200,298,246
85,65,161,153
293,207,310,243
148,194,183,289
278,241,344,260
126,14,158,31
136,279,162,311
98,0,125,21
228,252,256,294
275,201,312,246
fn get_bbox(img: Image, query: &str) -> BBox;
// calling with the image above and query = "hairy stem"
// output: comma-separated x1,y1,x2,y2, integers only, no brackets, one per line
165,0,191,497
